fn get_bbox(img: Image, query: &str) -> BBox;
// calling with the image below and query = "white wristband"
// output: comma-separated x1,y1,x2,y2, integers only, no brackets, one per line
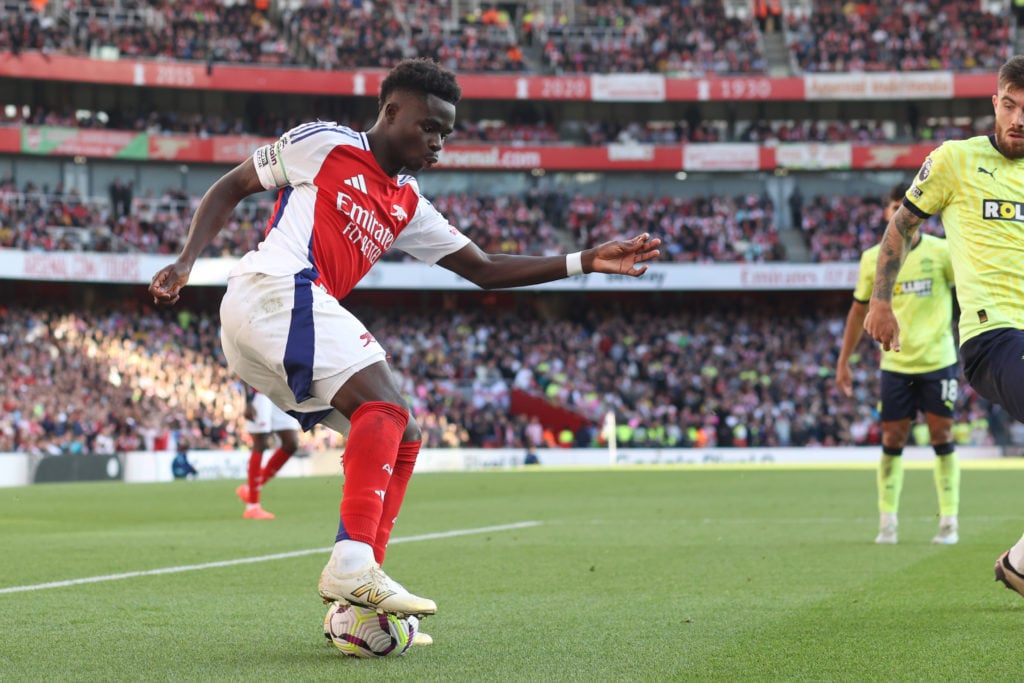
566,251,584,277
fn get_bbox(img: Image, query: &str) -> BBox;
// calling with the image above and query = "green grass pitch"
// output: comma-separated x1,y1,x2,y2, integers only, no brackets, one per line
3,463,1024,681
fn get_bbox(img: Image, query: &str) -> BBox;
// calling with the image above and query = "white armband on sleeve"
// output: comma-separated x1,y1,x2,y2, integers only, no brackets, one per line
252,141,289,190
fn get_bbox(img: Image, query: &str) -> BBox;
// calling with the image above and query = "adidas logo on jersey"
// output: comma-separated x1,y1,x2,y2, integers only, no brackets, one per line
343,174,368,193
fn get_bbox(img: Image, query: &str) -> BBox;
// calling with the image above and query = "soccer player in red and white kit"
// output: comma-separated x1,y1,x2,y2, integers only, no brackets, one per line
150,59,660,621
236,383,300,520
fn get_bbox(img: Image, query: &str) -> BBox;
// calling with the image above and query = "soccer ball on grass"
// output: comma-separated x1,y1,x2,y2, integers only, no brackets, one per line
323,601,418,658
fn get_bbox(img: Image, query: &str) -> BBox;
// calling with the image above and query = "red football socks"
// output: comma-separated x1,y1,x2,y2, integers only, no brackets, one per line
261,447,292,482
338,401,408,545
247,450,263,504
374,439,421,565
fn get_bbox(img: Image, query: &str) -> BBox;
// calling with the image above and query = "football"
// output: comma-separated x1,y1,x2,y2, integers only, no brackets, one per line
322,601,418,658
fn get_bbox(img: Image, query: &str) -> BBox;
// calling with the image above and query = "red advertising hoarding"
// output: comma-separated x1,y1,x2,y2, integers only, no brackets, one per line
0,52,998,102
1,125,942,171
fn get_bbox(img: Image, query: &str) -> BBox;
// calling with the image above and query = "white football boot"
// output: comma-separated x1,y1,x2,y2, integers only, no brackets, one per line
319,561,436,618
931,517,959,545
875,514,898,544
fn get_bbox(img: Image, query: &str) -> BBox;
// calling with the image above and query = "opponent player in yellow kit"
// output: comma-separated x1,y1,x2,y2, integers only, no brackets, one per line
864,56,1024,597
837,183,959,545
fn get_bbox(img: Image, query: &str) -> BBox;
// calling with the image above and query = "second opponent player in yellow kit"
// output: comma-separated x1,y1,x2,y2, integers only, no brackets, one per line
865,56,1024,599
836,183,959,545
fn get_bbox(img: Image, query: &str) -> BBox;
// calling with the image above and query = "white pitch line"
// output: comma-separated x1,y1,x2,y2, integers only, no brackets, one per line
0,521,542,595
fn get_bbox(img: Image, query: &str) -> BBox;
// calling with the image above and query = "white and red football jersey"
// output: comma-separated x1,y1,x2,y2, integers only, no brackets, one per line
231,121,471,299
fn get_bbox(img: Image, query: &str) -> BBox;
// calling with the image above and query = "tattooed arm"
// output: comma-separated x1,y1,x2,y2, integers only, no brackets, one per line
863,205,925,352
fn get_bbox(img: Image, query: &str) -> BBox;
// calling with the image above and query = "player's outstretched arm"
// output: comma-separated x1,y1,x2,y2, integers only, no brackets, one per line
149,160,265,306
437,232,661,290
863,206,924,352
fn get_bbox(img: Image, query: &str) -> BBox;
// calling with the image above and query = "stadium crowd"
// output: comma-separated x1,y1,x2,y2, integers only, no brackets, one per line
0,298,1009,458
2,0,1010,76
538,0,765,75
797,192,945,263
3,178,957,267
1,0,761,75
786,0,1011,73
3,174,965,267
0,180,782,263
0,176,272,255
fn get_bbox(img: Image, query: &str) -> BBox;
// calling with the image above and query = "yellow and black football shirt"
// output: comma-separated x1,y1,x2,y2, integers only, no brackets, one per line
905,135,1024,344
854,234,956,373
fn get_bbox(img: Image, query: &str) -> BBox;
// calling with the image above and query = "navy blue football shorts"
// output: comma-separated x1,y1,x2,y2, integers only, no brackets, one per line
879,363,959,422
962,327,1024,423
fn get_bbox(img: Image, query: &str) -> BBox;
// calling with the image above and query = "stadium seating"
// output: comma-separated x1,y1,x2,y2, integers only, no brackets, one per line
786,0,1011,73
0,299,1005,454
0,181,782,263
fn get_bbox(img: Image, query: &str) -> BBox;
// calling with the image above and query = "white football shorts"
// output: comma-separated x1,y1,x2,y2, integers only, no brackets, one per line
221,272,385,432
244,392,300,434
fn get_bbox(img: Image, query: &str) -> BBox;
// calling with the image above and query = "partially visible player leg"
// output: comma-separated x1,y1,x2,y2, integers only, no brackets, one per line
374,435,422,565
242,432,275,520
876,445,904,544
318,363,436,617
259,407,301,492
876,421,910,544
370,433,433,645
920,370,959,544
261,445,294,484
931,443,959,544
238,388,276,519
924,407,958,544
876,372,913,545
260,425,299,489
963,330,1024,595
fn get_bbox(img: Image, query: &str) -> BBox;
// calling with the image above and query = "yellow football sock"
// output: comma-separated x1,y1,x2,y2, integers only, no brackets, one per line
934,449,960,517
878,453,904,514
